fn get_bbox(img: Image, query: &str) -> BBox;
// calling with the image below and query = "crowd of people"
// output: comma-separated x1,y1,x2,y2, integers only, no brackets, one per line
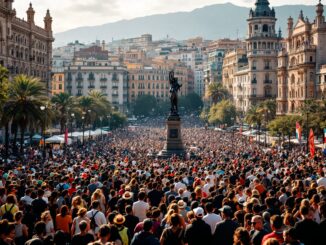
0,119,325,245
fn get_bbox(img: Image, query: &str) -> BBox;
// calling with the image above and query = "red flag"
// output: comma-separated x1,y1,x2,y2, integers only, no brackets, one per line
309,129,315,158
64,128,68,144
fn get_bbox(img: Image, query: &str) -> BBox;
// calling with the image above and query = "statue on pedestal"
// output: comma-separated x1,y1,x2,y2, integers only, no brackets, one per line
169,71,182,116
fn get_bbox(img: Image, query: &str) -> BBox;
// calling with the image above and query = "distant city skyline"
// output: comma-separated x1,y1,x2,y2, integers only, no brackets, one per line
14,0,321,33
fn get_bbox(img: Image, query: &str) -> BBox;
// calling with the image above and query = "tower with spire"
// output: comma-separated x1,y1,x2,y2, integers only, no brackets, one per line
26,3,35,25
245,0,281,109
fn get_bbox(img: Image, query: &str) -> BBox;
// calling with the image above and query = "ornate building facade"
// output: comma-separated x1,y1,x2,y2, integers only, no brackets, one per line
222,0,281,112
0,1,54,88
277,1,326,115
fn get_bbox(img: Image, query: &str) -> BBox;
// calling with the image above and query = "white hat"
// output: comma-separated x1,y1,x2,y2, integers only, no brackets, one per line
193,207,204,217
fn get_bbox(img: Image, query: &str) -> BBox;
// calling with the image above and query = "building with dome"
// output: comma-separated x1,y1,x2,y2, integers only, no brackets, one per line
277,1,326,115
222,0,281,112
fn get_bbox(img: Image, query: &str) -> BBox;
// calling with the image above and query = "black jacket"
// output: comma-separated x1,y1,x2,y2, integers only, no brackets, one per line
213,219,239,245
185,218,212,245
131,231,160,245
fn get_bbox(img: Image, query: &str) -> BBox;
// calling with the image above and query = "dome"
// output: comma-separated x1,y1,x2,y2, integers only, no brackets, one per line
251,0,275,18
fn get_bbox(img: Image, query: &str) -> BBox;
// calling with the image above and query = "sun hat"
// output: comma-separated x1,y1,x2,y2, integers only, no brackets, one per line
122,191,133,200
177,200,187,209
113,214,126,225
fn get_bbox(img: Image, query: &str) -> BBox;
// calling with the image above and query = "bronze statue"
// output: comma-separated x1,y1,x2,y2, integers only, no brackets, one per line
169,71,182,116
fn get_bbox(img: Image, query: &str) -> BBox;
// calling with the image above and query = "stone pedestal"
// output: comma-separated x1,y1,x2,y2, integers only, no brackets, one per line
158,115,185,158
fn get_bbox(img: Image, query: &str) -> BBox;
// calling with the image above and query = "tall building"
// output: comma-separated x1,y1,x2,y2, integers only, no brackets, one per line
222,0,281,112
0,2,54,88
277,1,326,115
246,0,281,105
65,59,128,111
127,59,191,103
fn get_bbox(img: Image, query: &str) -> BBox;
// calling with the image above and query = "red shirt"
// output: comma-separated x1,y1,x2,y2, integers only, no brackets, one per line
261,231,284,245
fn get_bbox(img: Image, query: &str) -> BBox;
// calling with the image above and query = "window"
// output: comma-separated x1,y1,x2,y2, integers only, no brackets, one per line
59,84,62,90
262,24,268,32
255,25,258,30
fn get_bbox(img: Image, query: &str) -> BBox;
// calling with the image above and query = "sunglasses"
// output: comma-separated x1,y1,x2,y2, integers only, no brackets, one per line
251,222,257,226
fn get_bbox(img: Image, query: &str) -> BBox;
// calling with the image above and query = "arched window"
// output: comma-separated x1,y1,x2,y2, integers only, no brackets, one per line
262,24,268,32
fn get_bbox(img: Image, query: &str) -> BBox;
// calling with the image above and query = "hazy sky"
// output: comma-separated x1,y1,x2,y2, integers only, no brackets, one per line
13,0,319,33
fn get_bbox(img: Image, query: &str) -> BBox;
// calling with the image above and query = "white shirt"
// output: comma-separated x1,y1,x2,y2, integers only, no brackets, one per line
203,183,213,194
132,200,149,221
175,181,186,192
86,209,107,234
317,177,326,187
203,213,222,234
21,195,34,206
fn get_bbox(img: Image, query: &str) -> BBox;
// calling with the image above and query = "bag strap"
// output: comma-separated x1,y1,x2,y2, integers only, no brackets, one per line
92,210,99,219
5,204,14,213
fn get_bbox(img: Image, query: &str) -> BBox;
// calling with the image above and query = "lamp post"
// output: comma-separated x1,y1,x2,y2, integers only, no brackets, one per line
82,111,86,146
40,105,46,174
88,110,91,142
100,116,103,140
107,115,111,130
70,113,75,139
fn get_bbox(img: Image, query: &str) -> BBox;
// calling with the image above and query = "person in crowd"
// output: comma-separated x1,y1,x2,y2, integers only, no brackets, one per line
71,220,94,245
261,215,284,244
250,215,268,245
131,219,159,245
233,227,251,245
160,213,184,245
203,202,222,235
86,200,106,235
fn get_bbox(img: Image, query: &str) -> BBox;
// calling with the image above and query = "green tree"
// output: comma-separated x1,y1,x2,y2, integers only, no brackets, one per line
51,93,75,133
179,93,203,114
205,83,229,104
208,100,237,126
3,75,48,154
110,110,127,129
132,95,157,117
0,66,10,158
268,115,302,145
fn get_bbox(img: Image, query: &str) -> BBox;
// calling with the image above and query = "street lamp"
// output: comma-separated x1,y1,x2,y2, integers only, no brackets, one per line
87,110,91,141
82,111,86,145
40,105,46,174
70,113,75,139
99,116,103,140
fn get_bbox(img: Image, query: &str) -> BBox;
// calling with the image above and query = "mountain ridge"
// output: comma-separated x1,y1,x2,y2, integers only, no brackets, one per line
54,3,318,47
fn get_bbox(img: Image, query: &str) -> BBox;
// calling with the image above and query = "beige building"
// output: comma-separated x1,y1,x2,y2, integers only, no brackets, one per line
51,73,64,95
221,0,281,112
0,2,54,88
277,1,326,115
127,59,191,103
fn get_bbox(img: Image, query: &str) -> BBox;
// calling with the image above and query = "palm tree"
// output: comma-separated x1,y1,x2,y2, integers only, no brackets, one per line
0,66,9,158
3,75,48,154
205,83,229,104
245,105,264,141
51,93,75,133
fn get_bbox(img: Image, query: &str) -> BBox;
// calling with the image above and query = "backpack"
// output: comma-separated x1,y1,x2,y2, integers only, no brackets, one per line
2,204,14,221
118,227,129,245
90,211,99,231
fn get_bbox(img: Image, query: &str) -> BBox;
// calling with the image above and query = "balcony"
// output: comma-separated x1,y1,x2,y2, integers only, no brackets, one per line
76,84,83,89
264,80,272,84
251,78,257,84
264,66,270,70
88,85,95,89
100,85,107,89
112,85,119,89
100,77,107,82
76,92,83,97
76,77,83,82
66,84,72,89
112,94,119,97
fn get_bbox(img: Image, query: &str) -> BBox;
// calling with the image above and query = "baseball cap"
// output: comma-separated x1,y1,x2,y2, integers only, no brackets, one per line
219,205,233,215
193,207,204,217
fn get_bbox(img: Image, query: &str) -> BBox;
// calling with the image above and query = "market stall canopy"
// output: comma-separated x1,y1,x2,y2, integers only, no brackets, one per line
45,136,71,144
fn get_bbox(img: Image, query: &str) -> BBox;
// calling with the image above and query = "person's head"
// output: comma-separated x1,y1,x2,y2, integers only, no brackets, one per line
299,205,312,220
205,202,213,213
54,230,67,245
77,208,87,217
14,211,23,222
79,220,88,233
125,205,133,215
170,213,181,227
6,194,16,204
34,221,46,237
251,215,263,231
283,228,298,243
283,212,295,227
98,225,111,242
233,227,250,245
41,211,52,222
138,191,146,201
270,215,283,231
193,207,204,219
60,205,69,217
219,205,233,219
143,219,153,232
262,238,280,245
91,200,100,210
319,201,326,219
37,189,44,197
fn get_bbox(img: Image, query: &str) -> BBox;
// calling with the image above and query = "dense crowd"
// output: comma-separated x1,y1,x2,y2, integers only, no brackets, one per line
0,120,325,245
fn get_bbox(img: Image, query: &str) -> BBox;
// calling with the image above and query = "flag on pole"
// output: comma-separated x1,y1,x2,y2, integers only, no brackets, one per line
296,122,302,142
323,129,326,149
64,128,68,144
309,129,315,158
